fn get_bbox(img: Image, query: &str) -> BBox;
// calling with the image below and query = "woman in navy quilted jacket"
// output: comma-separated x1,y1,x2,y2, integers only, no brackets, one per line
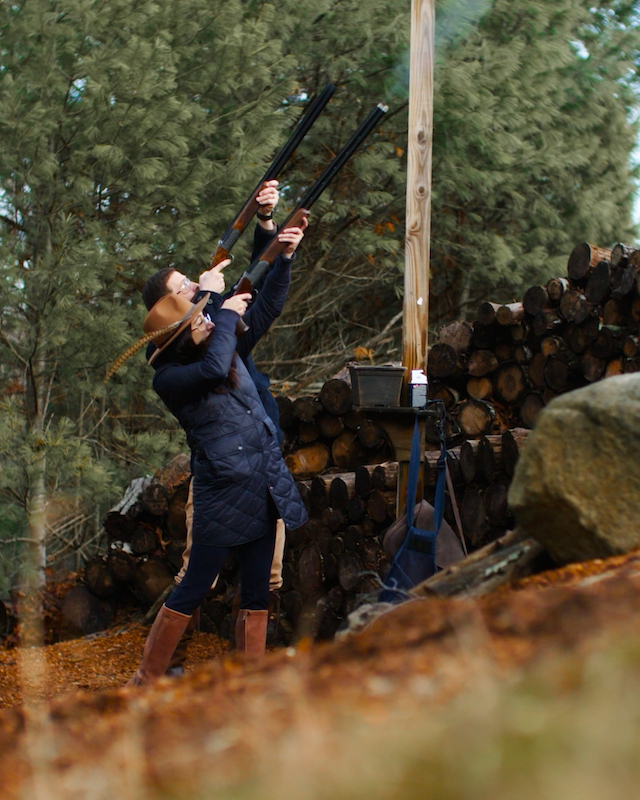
126,225,308,686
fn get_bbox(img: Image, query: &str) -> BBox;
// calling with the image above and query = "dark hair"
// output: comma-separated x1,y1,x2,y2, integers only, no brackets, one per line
155,326,239,390
142,268,174,310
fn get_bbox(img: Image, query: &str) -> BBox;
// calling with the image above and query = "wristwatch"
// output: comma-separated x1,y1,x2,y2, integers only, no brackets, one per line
256,209,274,221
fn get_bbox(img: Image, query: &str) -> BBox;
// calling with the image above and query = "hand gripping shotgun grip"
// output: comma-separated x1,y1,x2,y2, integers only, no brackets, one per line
232,102,389,336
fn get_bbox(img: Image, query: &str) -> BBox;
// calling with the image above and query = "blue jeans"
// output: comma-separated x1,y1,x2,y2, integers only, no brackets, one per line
166,519,277,615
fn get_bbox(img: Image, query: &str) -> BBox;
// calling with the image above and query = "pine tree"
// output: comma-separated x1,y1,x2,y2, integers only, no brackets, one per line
0,0,301,592
250,0,640,386
429,0,640,321
1,0,640,595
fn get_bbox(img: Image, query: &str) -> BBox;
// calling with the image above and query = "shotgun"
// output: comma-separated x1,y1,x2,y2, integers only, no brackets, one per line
210,84,335,268
233,102,389,315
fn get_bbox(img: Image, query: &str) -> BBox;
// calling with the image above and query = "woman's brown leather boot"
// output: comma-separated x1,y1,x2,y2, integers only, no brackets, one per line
166,607,200,677
126,605,191,687
235,609,268,656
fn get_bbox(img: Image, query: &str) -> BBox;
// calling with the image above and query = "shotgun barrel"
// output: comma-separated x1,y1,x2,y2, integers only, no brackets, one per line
234,102,389,298
211,84,336,267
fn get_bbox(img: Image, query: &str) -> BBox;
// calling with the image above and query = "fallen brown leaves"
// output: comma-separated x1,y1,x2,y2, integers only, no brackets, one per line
0,625,229,709
1,550,640,800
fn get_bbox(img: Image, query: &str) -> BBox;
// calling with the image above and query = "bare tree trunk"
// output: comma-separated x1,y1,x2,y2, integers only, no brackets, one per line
21,220,54,630
25,444,47,595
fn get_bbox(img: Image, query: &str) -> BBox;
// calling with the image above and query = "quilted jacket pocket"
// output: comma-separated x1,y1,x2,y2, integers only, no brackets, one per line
199,434,253,483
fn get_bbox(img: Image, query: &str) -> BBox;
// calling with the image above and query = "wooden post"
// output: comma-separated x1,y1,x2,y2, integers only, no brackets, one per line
398,0,435,514
403,0,434,374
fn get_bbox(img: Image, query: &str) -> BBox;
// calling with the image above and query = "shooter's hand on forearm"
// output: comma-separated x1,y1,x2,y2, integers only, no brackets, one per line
278,217,308,257
199,258,231,294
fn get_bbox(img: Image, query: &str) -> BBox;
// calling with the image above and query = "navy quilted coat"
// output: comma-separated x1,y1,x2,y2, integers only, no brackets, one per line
152,257,308,547
148,224,284,442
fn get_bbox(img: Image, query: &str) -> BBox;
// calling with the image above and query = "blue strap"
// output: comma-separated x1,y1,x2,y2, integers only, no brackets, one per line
404,404,447,535
378,404,448,603
404,416,423,525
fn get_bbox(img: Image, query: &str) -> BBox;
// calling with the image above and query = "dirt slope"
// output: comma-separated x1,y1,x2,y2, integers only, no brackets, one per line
1,550,640,800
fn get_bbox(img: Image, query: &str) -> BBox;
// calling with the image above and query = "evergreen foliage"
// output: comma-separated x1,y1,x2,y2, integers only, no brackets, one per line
429,0,640,321
254,0,640,386
0,0,639,591
0,0,300,589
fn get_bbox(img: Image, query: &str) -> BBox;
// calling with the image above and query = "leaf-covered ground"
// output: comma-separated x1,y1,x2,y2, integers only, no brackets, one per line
2,550,640,800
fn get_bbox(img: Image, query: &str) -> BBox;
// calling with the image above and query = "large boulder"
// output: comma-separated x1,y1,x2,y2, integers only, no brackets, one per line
508,374,640,565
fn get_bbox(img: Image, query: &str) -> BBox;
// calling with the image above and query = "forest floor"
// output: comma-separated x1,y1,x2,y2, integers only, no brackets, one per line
2,550,640,800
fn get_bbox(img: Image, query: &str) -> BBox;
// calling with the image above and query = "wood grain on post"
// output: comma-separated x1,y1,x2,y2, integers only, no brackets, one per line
403,0,434,374
397,0,434,517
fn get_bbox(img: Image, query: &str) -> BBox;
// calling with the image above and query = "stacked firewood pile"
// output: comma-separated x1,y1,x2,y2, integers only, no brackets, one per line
69,422,528,643
281,426,528,639
424,242,640,436
65,239,636,642
60,457,193,638
277,377,394,475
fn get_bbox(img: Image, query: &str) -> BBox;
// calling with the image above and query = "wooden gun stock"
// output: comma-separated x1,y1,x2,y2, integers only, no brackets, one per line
232,208,310,336
210,187,265,268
